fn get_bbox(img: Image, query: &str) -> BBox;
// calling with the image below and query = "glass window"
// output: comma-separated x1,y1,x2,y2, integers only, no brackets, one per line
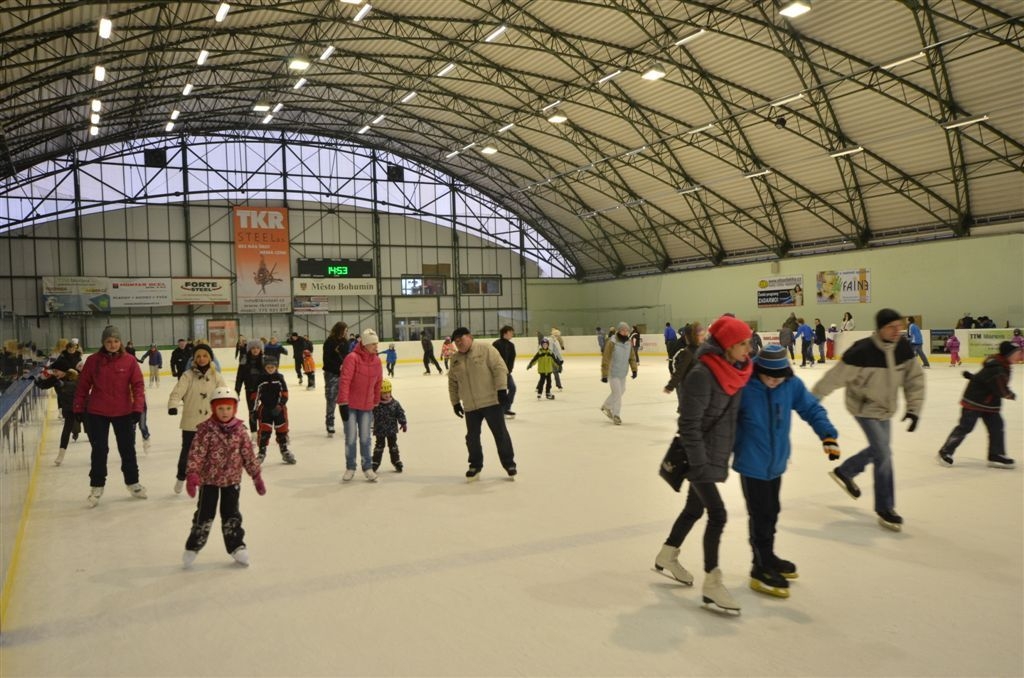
401,276,445,295
459,276,501,295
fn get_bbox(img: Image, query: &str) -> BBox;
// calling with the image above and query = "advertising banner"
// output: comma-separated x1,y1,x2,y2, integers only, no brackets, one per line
109,278,172,308
172,278,232,305
756,275,804,308
233,206,291,313
292,278,378,296
816,269,871,304
41,276,111,315
292,296,330,314
966,329,1014,358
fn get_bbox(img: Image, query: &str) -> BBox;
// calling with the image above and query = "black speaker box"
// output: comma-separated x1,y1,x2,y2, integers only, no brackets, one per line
386,164,405,182
144,148,167,168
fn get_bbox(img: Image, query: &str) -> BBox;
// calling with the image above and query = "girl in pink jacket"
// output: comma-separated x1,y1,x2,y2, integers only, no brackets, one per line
337,329,383,482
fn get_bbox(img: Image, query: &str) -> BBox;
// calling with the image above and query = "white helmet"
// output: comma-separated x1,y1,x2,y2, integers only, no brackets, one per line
210,386,238,404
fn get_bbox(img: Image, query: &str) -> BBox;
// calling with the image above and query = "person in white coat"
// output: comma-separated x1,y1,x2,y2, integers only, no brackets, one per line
168,344,226,495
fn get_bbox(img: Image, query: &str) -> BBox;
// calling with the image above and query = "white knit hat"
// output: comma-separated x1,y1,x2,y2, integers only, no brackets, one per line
360,329,379,346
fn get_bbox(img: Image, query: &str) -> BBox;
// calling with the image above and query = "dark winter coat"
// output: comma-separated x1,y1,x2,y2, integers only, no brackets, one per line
665,342,698,392
814,323,826,345
322,336,348,376
492,337,516,372
421,335,436,357
170,346,191,377
372,398,407,437
139,348,163,367
255,372,289,412
263,342,287,359
36,373,77,412
73,350,145,418
732,375,837,481
677,342,745,483
961,355,1015,413
235,352,265,395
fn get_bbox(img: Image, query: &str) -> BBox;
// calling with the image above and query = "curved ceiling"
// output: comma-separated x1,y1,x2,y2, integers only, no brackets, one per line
1,0,1022,280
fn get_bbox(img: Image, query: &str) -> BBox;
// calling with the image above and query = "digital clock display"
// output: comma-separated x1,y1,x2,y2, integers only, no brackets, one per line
296,258,374,278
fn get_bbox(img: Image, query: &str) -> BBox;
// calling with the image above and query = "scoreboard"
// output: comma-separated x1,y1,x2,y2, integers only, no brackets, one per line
296,258,374,278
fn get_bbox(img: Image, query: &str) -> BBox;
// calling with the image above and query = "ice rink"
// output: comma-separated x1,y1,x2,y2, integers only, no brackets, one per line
2,353,1022,677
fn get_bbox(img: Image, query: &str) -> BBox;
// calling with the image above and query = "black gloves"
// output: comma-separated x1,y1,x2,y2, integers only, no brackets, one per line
631,370,638,379
453,403,465,418
339,404,349,422
168,408,178,416
497,390,509,407
601,377,608,383
129,411,141,424
902,412,919,432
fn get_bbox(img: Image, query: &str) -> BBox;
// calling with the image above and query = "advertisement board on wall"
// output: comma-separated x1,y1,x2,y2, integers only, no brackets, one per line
816,269,871,304
108,278,172,307
292,296,330,314
291,278,377,296
172,278,232,305
966,329,1015,358
233,206,291,313
756,275,804,308
41,276,111,315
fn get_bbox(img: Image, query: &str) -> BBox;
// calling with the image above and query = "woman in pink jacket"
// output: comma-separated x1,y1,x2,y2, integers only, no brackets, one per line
337,329,383,482
73,325,147,507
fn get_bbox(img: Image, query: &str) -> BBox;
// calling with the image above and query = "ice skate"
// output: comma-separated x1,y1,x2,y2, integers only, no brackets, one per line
143,437,151,454
128,483,148,499
364,469,378,482
937,451,954,467
465,467,481,482
987,455,1015,469
231,547,250,567
545,393,555,400
394,462,404,473
702,568,741,614
281,448,296,465
504,410,516,419
769,555,798,580
613,415,622,425
749,565,790,598
174,479,184,494
326,424,335,437
536,392,541,399
342,468,356,482
828,468,861,499
652,544,694,585
182,550,198,569
86,486,103,508
600,406,613,420
54,448,67,466
876,509,903,532
257,447,266,465
506,465,518,481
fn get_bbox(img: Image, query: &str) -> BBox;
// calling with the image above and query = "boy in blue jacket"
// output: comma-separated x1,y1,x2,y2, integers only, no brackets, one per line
732,345,840,598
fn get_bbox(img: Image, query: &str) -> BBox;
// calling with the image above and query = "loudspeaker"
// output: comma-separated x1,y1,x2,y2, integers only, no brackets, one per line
386,164,405,182
144,148,168,168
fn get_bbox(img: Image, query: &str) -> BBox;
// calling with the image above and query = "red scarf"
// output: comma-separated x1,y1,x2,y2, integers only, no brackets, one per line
699,353,753,395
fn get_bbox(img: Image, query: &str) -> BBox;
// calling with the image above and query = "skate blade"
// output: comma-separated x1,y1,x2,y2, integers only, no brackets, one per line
778,571,798,580
877,518,902,532
987,461,1015,469
701,597,741,615
749,580,790,598
651,567,694,586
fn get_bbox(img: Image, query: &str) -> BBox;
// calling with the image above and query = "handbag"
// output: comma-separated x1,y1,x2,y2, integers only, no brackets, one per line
658,436,690,492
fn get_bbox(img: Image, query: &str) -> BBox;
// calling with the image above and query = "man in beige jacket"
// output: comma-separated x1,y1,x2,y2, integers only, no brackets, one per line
448,327,517,481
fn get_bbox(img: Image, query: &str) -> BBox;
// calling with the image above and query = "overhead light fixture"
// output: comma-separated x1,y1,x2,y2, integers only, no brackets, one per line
779,1,811,18
445,150,459,159
90,99,102,112
261,114,272,124
641,63,667,81
498,122,515,133
90,125,100,136
943,114,989,130
579,211,597,219
272,103,283,113
547,110,568,124
745,168,773,179
481,146,498,155
170,109,180,120
688,123,715,134
253,102,271,112
483,25,507,43
372,114,385,124
197,50,209,66
289,58,310,71
357,125,371,134
774,116,788,128
625,146,646,156
353,3,372,22
293,78,307,89
215,3,230,22
164,122,173,133
829,145,864,158
98,17,112,39
541,100,562,112
339,0,363,4
597,70,622,84
462,142,477,151
182,83,193,95
770,93,804,107
94,65,106,82
624,199,645,208
678,185,702,195
89,113,100,125
319,45,335,60
881,52,925,70
400,91,417,103
675,28,707,46
437,62,456,77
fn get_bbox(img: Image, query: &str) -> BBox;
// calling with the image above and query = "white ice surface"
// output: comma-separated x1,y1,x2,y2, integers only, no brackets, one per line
3,356,1022,677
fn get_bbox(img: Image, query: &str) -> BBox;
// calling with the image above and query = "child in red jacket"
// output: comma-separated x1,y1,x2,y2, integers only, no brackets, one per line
183,387,266,568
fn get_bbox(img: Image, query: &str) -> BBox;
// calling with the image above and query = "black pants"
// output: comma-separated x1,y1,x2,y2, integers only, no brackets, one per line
59,406,80,449
386,361,395,377
536,373,552,395
423,353,442,373
295,359,304,381
257,407,289,450
86,414,140,487
185,484,245,554
665,481,727,573
244,388,258,432
801,340,814,366
740,475,782,567
939,408,1005,458
177,430,197,481
373,433,401,468
304,371,316,388
784,343,794,359
465,403,515,471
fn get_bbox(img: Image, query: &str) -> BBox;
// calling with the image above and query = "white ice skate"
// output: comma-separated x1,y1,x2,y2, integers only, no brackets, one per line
652,545,694,585
231,547,250,566
702,568,741,615
54,448,67,466
86,486,103,508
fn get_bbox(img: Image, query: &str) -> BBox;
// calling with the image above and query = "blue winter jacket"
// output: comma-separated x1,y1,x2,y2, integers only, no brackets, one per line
732,375,837,481
907,323,923,346
796,323,814,342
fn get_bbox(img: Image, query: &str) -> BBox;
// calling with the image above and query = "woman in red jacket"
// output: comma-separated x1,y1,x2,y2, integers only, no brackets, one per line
337,329,383,482
73,325,147,507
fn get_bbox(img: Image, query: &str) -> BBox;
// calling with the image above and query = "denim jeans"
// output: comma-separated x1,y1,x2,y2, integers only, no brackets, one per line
505,372,517,411
324,372,339,428
838,417,894,513
911,344,930,367
343,408,373,471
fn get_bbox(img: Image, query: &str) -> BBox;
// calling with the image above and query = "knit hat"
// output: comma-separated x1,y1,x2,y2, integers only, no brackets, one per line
192,343,214,362
380,379,392,395
451,327,471,340
361,329,379,346
875,308,902,330
263,355,279,367
101,325,121,342
616,322,630,332
708,314,752,349
69,338,79,346
246,339,263,352
999,341,1021,358
753,344,793,378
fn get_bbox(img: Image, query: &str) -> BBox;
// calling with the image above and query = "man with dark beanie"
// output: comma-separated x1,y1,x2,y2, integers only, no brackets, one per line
812,308,925,532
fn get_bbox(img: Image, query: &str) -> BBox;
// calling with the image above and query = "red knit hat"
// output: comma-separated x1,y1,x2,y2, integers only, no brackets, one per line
708,314,752,349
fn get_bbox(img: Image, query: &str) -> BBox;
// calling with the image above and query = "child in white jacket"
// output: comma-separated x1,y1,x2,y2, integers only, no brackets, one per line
168,343,225,495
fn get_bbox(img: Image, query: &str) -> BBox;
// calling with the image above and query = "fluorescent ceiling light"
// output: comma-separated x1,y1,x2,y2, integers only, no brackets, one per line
164,122,173,132
779,1,811,18
498,122,515,133
372,114,385,124
90,99,102,112
625,146,646,156
261,114,272,124
641,64,667,81
90,125,99,136
771,93,804,107
445,150,459,159
253,103,271,112
272,103,283,113
215,3,230,22
483,25,507,43
437,62,456,77
829,145,864,158
481,146,498,155
400,91,417,103
744,168,773,179
597,70,622,84
182,83,193,95
353,3,372,22
678,185,702,195
541,100,562,112
339,0,363,4
881,52,925,70
170,109,180,120
688,123,715,134
89,113,100,125
98,17,112,39
624,199,645,207
289,58,310,71
547,110,568,124
462,143,477,151
319,46,335,60
94,65,106,82
943,114,989,130
357,125,371,134
197,49,209,66
675,28,706,46
293,78,307,89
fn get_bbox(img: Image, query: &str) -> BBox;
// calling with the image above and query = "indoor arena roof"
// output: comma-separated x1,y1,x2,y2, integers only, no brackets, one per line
1,1,1022,279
